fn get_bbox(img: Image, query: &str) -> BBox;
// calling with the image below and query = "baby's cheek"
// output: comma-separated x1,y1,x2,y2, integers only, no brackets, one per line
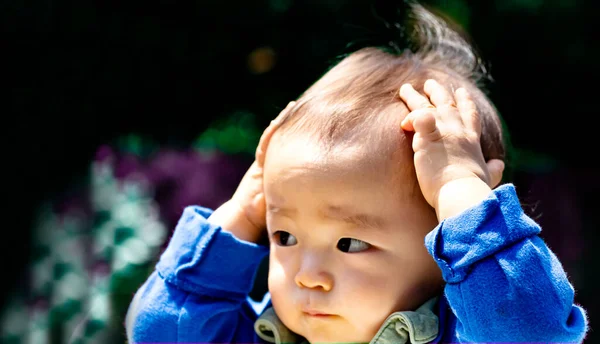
267,259,302,336
341,280,398,340
267,253,287,293
343,269,393,304
342,256,394,292
268,250,300,306
340,262,407,324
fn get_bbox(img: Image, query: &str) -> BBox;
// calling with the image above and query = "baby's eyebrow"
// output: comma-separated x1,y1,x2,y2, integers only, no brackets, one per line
269,204,386,231
324,205,387,231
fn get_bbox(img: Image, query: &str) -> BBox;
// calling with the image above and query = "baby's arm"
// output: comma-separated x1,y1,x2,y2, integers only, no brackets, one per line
126,103,293,343
399,80,588,343
427,183,587,342
125,205,269,343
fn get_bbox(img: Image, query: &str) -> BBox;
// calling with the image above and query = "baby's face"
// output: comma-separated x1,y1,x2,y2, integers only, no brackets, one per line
263,134,443,343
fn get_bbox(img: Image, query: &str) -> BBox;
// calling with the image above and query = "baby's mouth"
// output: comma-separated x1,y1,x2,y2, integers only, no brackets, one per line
302,308,336,318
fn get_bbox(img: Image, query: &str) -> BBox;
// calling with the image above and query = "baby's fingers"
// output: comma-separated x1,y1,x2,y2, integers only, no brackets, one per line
272,100,296,126
256,101,295,165
424,79,456,107
401,108,438,135
487,159,505,188
455,88,480,133
399,84,435,111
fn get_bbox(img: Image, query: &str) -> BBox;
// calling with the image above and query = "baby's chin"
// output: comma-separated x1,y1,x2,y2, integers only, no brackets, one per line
276,310,376,344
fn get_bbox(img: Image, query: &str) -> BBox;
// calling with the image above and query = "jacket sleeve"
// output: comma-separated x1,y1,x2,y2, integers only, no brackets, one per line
125,205,270,343
426,184,588,343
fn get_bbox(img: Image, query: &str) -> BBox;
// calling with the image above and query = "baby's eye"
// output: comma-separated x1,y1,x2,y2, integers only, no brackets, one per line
273,231,298,247
337,238,371,253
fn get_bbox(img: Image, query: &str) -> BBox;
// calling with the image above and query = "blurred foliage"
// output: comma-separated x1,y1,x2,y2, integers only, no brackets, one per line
1,156,166,343
194,111,262,155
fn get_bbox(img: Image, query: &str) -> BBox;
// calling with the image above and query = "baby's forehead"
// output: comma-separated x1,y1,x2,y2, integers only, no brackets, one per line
267,128,405,172
265,131,417,192
264,135,424,230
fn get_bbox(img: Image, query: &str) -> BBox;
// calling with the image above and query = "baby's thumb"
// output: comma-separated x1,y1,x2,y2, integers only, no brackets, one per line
486,159,505,188
255,101,296,164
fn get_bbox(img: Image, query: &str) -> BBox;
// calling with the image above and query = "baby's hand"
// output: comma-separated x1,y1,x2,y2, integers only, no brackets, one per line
208,101,295,242
399,80,504,220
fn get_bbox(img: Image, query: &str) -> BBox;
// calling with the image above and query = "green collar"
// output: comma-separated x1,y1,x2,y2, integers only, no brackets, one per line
254,297,439,344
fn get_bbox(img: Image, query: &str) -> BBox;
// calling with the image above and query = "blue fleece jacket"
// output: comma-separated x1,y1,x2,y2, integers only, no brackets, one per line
125,184,588,343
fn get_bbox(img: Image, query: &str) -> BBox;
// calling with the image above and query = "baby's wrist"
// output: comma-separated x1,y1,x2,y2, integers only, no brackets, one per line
208,200,263,243
434,177,493,221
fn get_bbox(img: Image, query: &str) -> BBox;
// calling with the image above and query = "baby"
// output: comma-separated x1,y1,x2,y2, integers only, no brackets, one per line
126,3,588,343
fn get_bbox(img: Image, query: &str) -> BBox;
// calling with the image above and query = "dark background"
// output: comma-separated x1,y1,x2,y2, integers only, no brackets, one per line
3,0,598,342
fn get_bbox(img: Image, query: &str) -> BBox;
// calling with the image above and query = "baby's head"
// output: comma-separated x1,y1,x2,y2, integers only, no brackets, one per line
263,4,505,343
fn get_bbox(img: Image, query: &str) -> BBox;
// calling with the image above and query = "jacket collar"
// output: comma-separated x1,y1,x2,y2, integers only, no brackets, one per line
254,297,439,344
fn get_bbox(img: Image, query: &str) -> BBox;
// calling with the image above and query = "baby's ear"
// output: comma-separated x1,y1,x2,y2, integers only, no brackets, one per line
487,159,504,188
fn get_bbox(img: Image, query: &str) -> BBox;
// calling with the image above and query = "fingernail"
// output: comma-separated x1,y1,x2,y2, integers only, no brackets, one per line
400,84,413,93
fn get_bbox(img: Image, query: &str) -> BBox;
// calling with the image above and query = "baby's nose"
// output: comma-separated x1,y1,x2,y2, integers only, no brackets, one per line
294,260,334,291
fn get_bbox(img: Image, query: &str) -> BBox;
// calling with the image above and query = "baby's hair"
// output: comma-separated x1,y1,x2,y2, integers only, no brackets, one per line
276,2,505,166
